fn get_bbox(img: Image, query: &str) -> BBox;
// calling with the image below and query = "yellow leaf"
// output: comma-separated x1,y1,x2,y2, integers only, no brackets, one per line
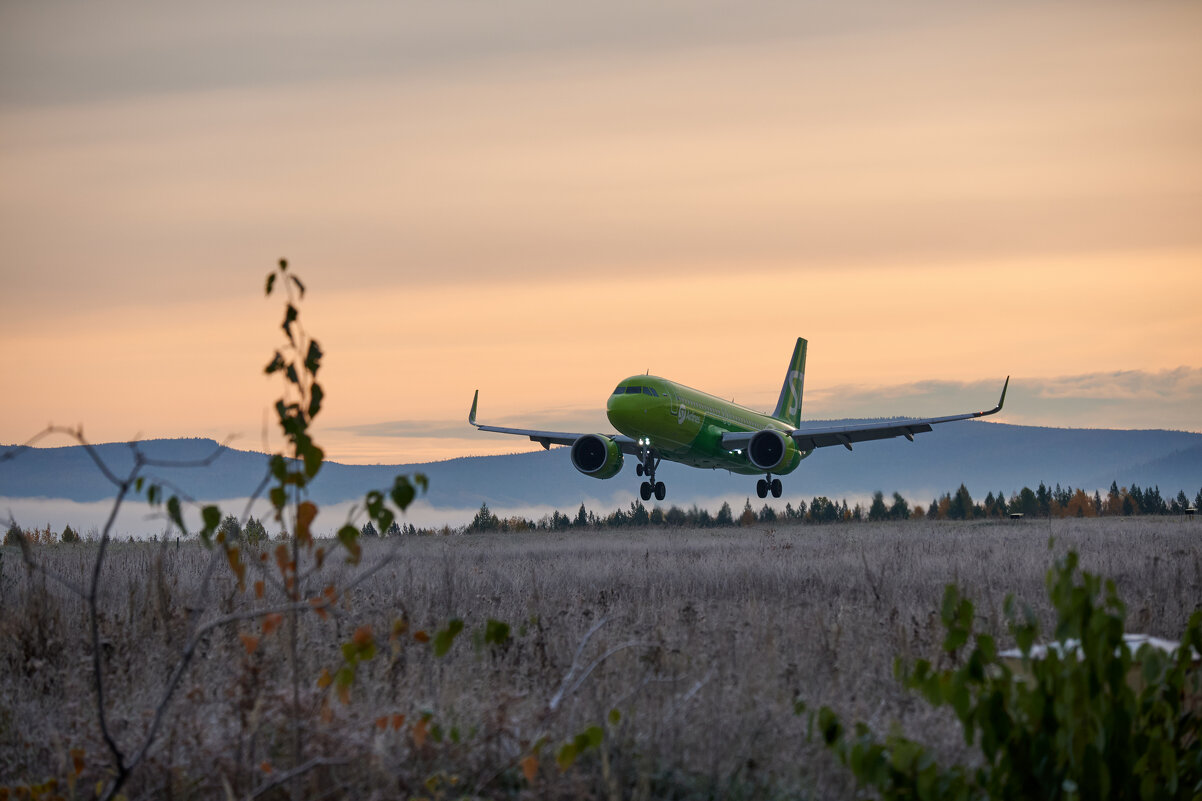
412,718,429,748
259,761,272,774
254,580,264,599
239,633,259,655
391,714,406,730
520,755,539,783
352,625,373,647
274,545,291,581
261,613,284,635
70,747,85,777
375,716,388,731
317,668,333,689
337,683,350,705
297,501,318,545
413,630,430,644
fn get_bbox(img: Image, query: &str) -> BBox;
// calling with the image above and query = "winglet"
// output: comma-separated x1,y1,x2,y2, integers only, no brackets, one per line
975,376,1009,417
469,390,479,426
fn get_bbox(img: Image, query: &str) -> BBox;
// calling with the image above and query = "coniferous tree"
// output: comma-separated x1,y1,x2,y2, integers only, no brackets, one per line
469,502,499,532
739,498,757,526
1130,484,1145,514
716,501,734,526
868,491,888,522
947,484,974,520
1035,482,1051,517
889,492,911,520
575,503,589,527
1107,481,1122,515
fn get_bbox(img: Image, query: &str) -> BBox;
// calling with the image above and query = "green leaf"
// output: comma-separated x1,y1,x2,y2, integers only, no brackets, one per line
484,619,510,645
308,383,323,418
608,708,621,726
167,496,187,535
556,743,577,770
282,304,297,344
391,477,416,511
365,490,384,518
335,665,354,688
433,619,464,657
583,725,603,749
302,444,323,479
264,351,284,375
304,340,322,374
337,524,359,550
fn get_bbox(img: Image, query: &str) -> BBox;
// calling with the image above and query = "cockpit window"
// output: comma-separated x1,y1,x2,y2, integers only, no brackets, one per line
625,386,643,394
612,386,625,395
642,386,658,396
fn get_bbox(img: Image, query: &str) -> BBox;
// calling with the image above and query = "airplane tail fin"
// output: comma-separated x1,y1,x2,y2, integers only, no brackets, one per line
771,338,807,427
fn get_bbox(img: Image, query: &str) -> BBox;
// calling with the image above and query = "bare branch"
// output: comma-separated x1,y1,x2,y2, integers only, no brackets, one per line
549,616,610,712
247,756,350,800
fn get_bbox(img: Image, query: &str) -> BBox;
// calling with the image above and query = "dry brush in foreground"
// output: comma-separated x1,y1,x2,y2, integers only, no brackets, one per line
1,515,1199,799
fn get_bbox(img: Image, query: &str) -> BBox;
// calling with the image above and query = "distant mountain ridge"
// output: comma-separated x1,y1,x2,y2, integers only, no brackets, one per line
3,422,1200,511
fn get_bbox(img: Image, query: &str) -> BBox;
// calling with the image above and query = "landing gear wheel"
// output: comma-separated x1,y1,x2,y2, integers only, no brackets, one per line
654,481,666,501
770,478,782,498
636,464,644,476
640,482,652,501
756,479,768,499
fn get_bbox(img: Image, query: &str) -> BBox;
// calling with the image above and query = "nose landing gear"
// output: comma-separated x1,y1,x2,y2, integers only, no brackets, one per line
637,442,665,501
756,475,782,499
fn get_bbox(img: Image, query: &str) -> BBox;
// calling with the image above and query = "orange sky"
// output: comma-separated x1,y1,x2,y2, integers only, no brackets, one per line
2,1,1200,465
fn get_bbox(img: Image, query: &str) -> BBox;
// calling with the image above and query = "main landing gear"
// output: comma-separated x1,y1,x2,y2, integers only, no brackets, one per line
636,442,665,501
757,474,783,499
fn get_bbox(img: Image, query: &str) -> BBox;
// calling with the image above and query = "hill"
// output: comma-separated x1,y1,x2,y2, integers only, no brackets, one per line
3,423,1199,517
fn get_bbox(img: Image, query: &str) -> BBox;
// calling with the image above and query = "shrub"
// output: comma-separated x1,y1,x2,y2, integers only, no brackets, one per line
808,549,1202,800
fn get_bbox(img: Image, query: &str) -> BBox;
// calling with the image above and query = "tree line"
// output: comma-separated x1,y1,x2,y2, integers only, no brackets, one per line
5,481,1198,546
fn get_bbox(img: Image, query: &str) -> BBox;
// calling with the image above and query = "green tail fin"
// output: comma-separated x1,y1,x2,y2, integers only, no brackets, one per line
772,338,807,427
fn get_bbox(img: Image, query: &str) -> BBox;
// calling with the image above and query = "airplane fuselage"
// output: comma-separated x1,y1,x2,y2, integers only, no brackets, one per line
606,375,809,475
470,337,1006,501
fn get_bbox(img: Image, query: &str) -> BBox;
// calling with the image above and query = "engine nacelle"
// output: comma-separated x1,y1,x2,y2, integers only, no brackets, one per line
747,429,798,472
570,434,624,480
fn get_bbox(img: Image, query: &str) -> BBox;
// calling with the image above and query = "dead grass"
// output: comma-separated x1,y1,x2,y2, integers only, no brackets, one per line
1,515,1199,799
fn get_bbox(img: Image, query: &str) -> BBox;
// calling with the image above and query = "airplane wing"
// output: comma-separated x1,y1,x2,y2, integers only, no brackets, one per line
721,377,1009,452
468,390,640,454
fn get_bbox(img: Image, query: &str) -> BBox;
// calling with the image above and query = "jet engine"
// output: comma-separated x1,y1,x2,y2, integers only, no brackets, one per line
570,434,624,480
747,429,798,472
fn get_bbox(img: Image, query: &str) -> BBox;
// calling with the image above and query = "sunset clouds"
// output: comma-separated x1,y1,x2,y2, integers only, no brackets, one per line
2,1,1199,463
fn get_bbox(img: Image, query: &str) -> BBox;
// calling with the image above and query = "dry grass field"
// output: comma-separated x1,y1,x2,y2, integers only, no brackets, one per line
2,515,1199,799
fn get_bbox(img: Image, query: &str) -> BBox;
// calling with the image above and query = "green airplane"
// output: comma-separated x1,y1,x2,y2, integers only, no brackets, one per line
469,338,1008,502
